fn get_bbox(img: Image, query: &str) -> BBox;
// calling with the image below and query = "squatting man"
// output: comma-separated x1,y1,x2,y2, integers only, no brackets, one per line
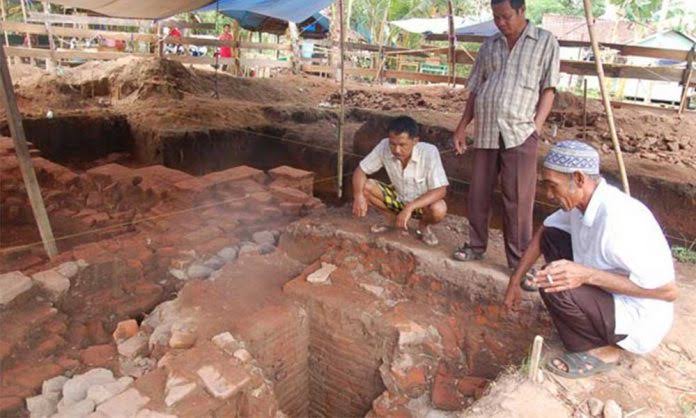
352,116,449,246
505,140,678,378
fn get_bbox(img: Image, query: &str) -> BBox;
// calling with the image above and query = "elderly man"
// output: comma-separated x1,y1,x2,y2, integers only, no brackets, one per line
452,0,560,268
353,116,448,246
504,140,678,378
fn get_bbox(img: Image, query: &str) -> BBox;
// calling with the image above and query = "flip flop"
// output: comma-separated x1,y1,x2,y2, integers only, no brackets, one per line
370,224,391,234
546,351,618,379
520,268,539,292
452,244,484,261
415,229,439,246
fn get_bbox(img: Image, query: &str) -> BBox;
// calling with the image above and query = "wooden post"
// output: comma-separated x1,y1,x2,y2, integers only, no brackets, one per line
582,78,588,141
0,42,58,258
447,0,455,86
678,46,694,115
156,22,163,57
528,336,544,383
288,22,300,75
43,2,56,74
371,0,390,85
582,0,630,195
337,0,345,198
0,0,9,48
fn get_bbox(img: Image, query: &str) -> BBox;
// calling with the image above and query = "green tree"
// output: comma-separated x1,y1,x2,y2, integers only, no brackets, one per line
526,0,607,24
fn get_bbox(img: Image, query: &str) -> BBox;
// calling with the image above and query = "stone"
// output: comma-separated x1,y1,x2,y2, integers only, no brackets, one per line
233,349,252,363
56,398,95,417
26,393,59,418
238,242,258,257
117,334,148,359
86,377,133,405
95,388,149,418
31,269,70,300
258,243,276,255
135,409,178,418
56,262,80,279
119,356,155,379
164,382,196,407
359,283,385,298
217,247,238,262
587,398,604,416
169,329,196,349
42,375,69,395
80,345,117,367
186,263,213,280
397,322,428,347
211,332,239,354
62,368,115,403
203,256,226,271
197,365,250,400
603,400,622,418
112,320,139,343
252,231,276,246
168,269,188,281
306,262,336,284
0,271,33,305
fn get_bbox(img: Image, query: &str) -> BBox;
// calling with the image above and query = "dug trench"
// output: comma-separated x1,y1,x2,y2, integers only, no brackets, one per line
8,106,695,245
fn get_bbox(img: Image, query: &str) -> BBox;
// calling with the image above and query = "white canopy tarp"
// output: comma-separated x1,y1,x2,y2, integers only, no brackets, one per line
389,16,468,35
49,0,213,19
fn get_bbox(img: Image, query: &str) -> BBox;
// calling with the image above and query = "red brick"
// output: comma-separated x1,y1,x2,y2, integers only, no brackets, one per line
57,355,80,371
0,340,13,361
431,364,465,411
457,376,488,397
86,319,111,345
203,165,266,189
35,334,67,356
4,363,63,391
81,344,117,367
270,185,310,204
134,165,194,184
392,365,428,398
113,319,139,342
174,177,214,195
86,163,134,186
67,321,88,348
269,165,315,195
0,396,23,416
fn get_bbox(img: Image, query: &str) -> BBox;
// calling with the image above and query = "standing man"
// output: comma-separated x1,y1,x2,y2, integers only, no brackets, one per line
218,23,234,72
452,0,560,269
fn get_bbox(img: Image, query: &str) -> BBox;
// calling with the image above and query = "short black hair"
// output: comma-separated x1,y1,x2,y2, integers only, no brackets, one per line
387,116,419,139
223,23,231,28
491,0,525,12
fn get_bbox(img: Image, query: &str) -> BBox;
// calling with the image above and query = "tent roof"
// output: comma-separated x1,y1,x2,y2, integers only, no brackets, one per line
50,0,212,19
454,20,498,37
389,16,468,35
221,11,329,37
198,0,334,23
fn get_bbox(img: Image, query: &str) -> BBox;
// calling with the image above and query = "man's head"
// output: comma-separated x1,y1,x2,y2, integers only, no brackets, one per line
541,140,601,211
223,23,231,33
491,0,527,38
387,116,419,163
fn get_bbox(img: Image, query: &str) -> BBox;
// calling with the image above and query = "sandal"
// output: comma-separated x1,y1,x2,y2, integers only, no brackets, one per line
370,223,391,234
545,351,617,379
520,268,539,292
452,244,484,261
416,228,439,246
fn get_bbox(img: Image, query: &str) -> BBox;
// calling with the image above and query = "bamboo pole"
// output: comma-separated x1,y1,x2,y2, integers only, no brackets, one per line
19,0,34,66
447,0,455,86
43,1,56,74
372,0,390,85
1,0,9,48
678,46,694,115
337,0,345,198
0,42,58,258
582,0,630,195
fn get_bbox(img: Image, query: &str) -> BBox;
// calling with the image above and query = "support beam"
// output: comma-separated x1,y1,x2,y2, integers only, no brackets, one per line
678,46,695,115
337,0,345,199
447,0,455,86
0,0,9,48
288,22,300,74
0,42,58,258
583,0,630,195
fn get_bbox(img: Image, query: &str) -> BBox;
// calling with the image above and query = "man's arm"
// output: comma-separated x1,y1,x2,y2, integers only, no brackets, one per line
453,92,476,155
352,167,369,217
534,88,555,132
504,226,544,310
536,260,679,302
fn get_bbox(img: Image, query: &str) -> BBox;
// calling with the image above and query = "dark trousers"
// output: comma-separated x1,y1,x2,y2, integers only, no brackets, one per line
539,227,626,352
468,132,538,268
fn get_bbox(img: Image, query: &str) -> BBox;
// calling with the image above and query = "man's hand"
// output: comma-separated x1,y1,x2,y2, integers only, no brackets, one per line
453,128,468,155
503,283,522,312
535,259,593,293
352,194,368,218
395,206,413,230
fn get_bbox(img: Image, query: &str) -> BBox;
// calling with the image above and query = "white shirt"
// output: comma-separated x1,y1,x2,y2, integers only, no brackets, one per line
544,179,675,354
359,138,449,203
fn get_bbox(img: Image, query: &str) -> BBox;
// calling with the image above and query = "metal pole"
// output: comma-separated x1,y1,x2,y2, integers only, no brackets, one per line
582,0,630,195
337,0,345,198
0,42,58,258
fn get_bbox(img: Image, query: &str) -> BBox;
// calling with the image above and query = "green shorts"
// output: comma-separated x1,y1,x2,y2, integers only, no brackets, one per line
377,181,423,219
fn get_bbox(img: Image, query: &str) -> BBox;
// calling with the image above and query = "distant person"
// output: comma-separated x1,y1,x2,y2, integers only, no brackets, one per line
352,116,449,246
504,140,677,378
451,0,560,269
167,27,183,55
218,23,234,72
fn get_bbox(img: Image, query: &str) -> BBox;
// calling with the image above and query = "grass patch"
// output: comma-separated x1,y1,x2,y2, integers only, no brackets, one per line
672,243,696,264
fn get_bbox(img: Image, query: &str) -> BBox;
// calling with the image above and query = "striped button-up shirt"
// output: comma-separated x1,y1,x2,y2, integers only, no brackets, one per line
359,138,449,203
467,21,560,149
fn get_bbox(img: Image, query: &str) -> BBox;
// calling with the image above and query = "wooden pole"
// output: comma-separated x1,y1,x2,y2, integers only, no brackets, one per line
447,0,455,86
19,0,34,66
582,0,630,195
678,46,694,115
0,0,9,48
582,78,588,141
337,0,345,198
0,42,58,258
43,1,56,74
372,0,390,85
288,22,300,75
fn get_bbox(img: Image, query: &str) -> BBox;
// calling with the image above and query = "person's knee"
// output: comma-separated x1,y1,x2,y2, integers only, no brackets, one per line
364,179,379,197
426,200,447,223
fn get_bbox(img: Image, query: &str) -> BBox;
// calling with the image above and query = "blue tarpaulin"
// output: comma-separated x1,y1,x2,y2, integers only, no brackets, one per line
219,10,329,36
199,0,335,23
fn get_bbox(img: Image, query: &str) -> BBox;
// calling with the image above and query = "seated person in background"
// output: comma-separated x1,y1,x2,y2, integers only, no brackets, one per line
352,116,448,246
504,140,678,378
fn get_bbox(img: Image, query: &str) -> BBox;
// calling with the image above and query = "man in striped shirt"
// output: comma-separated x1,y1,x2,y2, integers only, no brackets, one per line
452,0,560,268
